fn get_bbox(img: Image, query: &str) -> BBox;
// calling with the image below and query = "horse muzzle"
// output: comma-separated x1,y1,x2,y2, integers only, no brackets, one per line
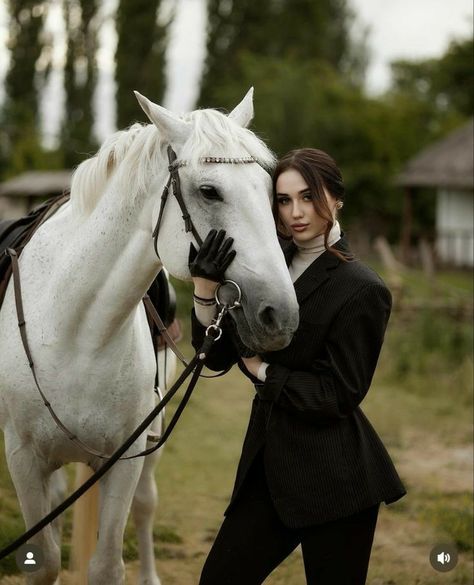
232,297,299,353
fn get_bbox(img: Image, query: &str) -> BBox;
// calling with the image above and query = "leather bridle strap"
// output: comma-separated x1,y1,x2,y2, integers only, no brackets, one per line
143,293,187,366
152,175,171,257
152,144,268,259
152,145,203,258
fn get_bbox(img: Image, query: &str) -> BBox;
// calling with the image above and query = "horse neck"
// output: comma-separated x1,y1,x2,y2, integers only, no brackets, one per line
50,170,166,349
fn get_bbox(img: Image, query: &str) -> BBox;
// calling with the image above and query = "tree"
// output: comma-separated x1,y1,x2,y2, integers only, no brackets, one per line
198,0,364,109
1,0,45,177
390,36,473,119
115,0,169,129
62,0,99,167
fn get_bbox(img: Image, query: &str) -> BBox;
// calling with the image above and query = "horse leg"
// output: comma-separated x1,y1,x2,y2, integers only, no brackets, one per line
4,431,61,585
88,457,144,585
131,346,175,585
132,446,162,585
49,468,67,585
49,468,67,549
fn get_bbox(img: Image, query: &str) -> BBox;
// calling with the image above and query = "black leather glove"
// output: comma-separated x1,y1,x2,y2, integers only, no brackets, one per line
188,229,236,282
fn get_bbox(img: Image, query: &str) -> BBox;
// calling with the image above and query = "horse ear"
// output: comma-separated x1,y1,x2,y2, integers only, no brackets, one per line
134,91,190,143
228,87,254,128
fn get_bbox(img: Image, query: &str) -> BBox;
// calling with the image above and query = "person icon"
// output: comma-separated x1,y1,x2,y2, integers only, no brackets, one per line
16,543,43,572
24,552,36,565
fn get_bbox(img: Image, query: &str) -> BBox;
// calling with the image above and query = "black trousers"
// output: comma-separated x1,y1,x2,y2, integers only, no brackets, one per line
200,455,379,585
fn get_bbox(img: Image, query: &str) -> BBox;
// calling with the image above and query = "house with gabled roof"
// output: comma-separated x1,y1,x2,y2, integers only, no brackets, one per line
397,120,473,267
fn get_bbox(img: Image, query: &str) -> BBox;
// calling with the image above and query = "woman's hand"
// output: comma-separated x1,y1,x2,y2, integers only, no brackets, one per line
241,355,263,378
188,229,236,291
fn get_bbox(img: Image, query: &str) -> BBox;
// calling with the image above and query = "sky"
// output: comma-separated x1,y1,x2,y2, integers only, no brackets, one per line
0,0,472,143
352,0,473,93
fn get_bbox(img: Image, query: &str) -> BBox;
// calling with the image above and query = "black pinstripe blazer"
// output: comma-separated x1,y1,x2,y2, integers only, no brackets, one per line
192,236,406,528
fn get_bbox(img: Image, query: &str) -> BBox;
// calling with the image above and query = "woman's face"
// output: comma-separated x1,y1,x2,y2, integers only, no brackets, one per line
275,168,337,244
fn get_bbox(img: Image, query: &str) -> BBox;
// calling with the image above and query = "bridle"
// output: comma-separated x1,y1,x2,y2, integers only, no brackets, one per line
152,145,263,258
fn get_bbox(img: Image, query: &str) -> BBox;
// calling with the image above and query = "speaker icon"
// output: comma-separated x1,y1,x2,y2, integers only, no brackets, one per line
430,543,458,572
437,552,450,565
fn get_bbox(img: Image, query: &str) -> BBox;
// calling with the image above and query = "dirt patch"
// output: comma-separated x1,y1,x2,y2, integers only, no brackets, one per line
396,430,473,493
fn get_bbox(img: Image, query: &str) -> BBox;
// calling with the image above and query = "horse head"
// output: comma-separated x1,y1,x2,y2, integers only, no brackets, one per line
135,89,299,353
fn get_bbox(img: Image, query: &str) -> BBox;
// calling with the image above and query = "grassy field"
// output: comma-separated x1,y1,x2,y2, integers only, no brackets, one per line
0,267,472,584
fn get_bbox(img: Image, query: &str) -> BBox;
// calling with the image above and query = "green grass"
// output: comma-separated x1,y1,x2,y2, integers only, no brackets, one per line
419,492,473,553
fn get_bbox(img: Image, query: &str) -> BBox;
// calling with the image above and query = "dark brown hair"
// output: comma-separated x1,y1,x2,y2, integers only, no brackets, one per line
272,148,351,261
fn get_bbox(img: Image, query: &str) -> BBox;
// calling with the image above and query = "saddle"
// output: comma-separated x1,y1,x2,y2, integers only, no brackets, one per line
0,193,181,351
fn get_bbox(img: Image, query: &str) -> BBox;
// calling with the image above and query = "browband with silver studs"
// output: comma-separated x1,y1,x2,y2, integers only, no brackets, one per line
171,156,259,169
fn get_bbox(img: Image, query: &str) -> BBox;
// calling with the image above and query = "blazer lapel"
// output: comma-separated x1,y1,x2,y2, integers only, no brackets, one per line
292,235,351,305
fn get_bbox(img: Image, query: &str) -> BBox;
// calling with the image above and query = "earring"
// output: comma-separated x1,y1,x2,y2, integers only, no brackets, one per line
336,201,344,210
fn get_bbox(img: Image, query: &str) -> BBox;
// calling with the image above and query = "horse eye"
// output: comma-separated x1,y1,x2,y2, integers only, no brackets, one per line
199,185,222,201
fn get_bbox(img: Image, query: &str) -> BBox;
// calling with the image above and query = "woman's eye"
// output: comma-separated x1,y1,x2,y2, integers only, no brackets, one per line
199,185,222,201
277,197,290,205
302,193,313,201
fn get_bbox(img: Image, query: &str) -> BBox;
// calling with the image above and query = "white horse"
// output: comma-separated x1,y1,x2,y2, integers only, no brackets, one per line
0,88,299,585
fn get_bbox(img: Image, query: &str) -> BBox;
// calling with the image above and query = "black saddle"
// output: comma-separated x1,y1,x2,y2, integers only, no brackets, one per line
0,194,176,330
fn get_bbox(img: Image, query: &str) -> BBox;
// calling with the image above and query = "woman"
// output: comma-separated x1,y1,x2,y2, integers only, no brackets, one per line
189,148,406,585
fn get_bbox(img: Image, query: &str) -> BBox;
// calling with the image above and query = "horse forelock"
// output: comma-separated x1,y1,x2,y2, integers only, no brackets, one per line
181,109,276,171
70,108,276,218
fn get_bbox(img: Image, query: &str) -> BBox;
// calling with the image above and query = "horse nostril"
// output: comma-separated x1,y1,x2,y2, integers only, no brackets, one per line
259,305,277,329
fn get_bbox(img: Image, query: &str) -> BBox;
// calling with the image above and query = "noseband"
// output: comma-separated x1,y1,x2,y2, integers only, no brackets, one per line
152,145,264,258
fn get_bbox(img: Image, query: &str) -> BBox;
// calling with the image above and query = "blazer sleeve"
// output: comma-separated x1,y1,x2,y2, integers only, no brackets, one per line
256,283,392,422
191,309,240,372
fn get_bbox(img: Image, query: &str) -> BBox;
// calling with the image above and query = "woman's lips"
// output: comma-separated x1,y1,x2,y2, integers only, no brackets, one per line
291,224,309,232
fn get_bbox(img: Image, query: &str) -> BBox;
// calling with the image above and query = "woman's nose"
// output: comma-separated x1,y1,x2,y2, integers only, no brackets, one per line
292,201,303,218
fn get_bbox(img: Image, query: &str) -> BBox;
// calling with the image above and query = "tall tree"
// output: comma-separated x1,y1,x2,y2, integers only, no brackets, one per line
1,0,45,176
198,0,362,109
61,0,98,167
115,0,169,129
390,36,474,119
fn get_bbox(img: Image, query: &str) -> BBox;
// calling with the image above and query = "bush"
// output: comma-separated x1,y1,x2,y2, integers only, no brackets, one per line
385,310,473,381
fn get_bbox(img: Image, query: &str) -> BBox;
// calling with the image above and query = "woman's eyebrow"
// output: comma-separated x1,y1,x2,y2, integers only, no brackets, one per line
276,188,310,196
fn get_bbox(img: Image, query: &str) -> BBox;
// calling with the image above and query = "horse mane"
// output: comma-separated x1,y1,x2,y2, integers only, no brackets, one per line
71,108,276,217
70,123,163,217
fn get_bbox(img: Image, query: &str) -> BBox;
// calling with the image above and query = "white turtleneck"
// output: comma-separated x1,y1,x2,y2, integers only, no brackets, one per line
194,221,342,382
289,220,341,282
